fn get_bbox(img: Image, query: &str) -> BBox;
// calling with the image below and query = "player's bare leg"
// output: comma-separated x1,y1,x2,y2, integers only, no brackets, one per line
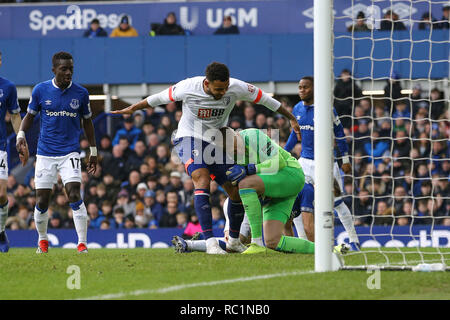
302,212,314,242
65,182,88,253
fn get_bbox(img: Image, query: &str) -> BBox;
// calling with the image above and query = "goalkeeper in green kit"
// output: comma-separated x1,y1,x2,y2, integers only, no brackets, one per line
220,126,315,254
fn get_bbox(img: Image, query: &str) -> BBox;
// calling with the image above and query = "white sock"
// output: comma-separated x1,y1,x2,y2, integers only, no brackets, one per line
335,202,359,243
186,239,207,252
72,202,88,245
34,207,49,241
0,202,8,232
251,237,264,246
293,214,308,240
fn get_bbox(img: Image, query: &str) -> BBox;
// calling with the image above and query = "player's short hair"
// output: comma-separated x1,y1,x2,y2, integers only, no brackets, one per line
52,51,73,67
205,62,230,82
301,76,314,83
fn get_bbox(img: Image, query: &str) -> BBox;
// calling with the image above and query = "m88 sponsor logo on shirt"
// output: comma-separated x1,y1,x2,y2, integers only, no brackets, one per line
197,108,225,119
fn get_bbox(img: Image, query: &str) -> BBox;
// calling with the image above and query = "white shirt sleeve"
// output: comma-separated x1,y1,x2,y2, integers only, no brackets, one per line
146,78,190,107
234,79,280,112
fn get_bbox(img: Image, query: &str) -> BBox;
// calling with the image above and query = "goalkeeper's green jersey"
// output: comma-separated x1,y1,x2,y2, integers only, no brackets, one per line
237,128,301,174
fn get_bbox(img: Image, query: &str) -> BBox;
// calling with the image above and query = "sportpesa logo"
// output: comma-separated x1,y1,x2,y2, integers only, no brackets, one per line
45,110,77,117
299,125,314,131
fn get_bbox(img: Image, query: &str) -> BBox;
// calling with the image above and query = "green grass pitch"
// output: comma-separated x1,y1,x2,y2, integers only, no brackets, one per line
0,248,449,300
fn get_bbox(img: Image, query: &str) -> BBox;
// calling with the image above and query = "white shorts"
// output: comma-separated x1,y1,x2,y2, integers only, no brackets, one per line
35,152,82,189
0,151,8,180
299,157,343,191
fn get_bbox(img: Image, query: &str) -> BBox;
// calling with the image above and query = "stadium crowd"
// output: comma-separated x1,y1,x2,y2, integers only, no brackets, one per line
3,74,449,232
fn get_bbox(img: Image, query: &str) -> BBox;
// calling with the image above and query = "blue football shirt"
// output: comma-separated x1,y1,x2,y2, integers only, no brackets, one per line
284,101,349,160
0,76,20,151
27,79,92,157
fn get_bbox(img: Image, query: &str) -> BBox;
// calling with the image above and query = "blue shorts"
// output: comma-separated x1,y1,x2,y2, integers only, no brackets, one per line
291,182,314,219
173,137,235,186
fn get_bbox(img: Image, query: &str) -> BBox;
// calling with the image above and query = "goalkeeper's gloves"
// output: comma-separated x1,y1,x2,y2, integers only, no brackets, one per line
226,164,257,186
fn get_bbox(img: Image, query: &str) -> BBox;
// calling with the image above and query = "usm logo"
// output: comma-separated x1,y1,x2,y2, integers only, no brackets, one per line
197,108,225,119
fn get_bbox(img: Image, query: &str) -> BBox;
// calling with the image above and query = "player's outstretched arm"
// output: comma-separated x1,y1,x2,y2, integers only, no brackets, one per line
16,112,34,166
82,117,98,175
111,99,150,115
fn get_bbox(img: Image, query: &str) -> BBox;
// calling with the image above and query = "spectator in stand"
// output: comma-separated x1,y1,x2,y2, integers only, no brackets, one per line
156,144,170,166
16,205,32,229
392,99,411,120
418,12,439,30
255,113,267,130
124,215,136,229
211,206,225,229
438,4,450,29
176,212,188,229
229,116,242,129
181,214,202,239
112,116,143,150
143,190,164,225
123,170,141,200
380,10,407,31
102,145,127,183
353,189,374,226
134,201,151,228
49,212,63,229
111,207,126,229
50,193,69,222
101,172,121,200
110,15,138,37
333,69,362,129
383,71,403,113
414,199,433,225
347,11,370,32
165,171,183,193
100,219,111,230
100,200,114,223
135,182,148,203
243,103,256,128
98,135,113,158
364,131,391,166
87,202,104,229
126,140,148,172
397,200,413,226
429,88,446,120
410,84,428,118
83,18,108,38
214,15,240,35
159,201,179,227
392,129,411,162
145,134,160,158
373,200,394,226
114,189,135,217
155,12,185,35
179,177,194,214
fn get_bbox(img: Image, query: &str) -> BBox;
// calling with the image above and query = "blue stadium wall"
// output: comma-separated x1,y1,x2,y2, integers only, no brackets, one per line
0,31,448,86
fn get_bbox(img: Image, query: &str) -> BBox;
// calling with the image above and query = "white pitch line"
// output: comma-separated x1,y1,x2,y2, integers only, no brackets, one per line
76,270,315,300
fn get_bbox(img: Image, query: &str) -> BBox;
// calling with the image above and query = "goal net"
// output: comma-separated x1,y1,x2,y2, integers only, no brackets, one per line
332,0,449,270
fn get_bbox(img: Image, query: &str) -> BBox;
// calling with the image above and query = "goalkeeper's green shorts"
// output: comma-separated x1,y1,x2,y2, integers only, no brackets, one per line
257,166,305,224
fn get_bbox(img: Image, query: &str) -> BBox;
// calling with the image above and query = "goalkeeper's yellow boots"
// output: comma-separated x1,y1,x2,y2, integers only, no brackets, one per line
241,243,267,254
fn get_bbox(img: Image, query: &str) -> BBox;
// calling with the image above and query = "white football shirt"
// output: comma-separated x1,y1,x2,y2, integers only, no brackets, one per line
146,76,280,142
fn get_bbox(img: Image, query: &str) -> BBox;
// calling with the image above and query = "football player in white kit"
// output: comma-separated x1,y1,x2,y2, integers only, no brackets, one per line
16,52,98,254
0,50,23,252
112,62,301,254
